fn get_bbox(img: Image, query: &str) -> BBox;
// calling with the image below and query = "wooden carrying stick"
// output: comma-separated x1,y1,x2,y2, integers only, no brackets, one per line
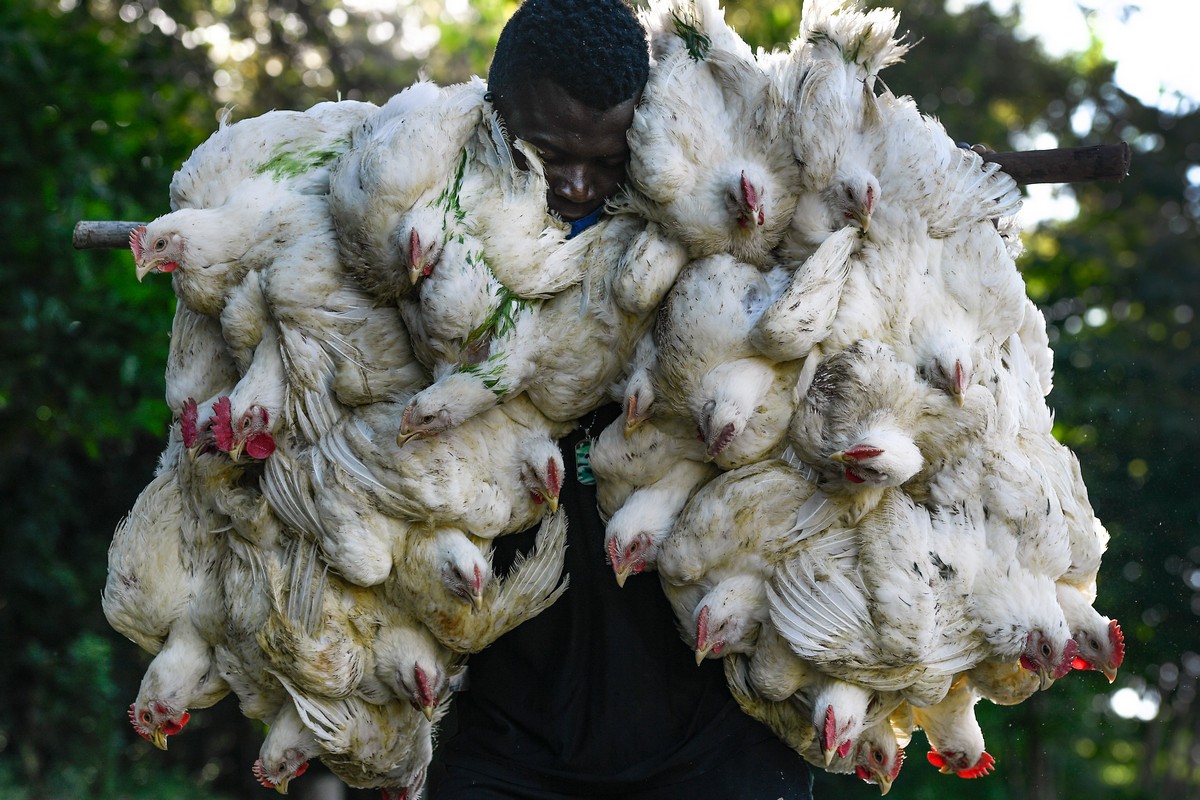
72,143,1132,250
73,221,145,251
981,142,1131,186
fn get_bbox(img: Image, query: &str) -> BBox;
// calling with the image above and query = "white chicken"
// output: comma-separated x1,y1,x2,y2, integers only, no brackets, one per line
604,456,719,587
277,674,437,800
328,78,486,305
336,395,570,539
906,678,997,780
252,697,321,794
768,499,982,708
626,1,799,266
652,254,801,468
396,213,678,437
388,510,570,653
103,438,191,657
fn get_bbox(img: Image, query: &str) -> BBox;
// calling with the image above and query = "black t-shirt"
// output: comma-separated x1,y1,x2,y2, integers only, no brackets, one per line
435,403,780,794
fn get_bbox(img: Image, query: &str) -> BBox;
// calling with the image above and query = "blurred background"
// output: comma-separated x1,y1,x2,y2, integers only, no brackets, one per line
1,0,1196,797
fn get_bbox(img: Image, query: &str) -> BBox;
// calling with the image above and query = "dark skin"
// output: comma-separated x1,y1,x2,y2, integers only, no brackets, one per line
494,77,639,222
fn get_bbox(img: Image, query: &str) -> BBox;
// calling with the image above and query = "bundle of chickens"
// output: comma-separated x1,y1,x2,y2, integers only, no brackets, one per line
101,0,1124,796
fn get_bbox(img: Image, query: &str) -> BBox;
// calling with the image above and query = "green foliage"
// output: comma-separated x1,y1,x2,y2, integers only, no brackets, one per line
3,0,1196,797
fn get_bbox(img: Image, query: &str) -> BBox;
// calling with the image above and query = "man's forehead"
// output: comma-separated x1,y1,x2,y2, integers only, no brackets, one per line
502,78,636,154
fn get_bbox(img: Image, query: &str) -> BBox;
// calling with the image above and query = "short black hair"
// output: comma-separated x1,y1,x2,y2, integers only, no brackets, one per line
488,0,649,111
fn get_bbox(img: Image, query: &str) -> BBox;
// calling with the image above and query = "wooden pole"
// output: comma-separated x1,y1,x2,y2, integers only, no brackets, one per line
71,142,1133,251
73,220,144,251
980,142,1131,185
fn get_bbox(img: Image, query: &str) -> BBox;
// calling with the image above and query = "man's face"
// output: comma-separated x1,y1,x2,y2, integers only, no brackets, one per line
497,78,638,222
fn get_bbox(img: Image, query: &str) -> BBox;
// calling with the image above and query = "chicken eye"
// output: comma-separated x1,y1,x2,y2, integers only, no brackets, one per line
872,748,884,765
421,414,436,425
154,238,168,251
140,711,152,724
1041,642,1052,658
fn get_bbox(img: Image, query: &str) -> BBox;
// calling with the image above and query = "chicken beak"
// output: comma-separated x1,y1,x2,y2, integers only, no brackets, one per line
830,450,848,463
1102,664,1119,683
694,646,711,667
135,261,156,282
470,590,485,613
852,209,871,233
273,777,291,795
151,729,170,751
614,563,632,589
1037,667,1053,691
396,429,419,448
875,773,893,795
408,259,424,286
421,702,436,722
823,747,836,767
546,494,560,514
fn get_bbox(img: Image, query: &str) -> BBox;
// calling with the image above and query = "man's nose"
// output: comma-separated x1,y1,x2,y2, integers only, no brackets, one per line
552,164,594,205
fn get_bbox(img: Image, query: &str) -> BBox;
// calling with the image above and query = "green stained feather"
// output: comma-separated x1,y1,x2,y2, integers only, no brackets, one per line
459,353,510,398
672,10,711,62
434,148,470,223
256,137,349,180
466,280,533,346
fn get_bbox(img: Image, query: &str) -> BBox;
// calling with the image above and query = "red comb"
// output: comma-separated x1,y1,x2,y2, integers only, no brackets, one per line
740,170,759,210
842,444,885,461
1110,620,1126,668
252,759,274,788
823,705,837,752
415,666,434,709
696,605,710,651
211,397,234,452
958,751,996,779
181,398,199,448
409,229,421,268
127,704,151,740
1054,639,1080,679
129,226,146,260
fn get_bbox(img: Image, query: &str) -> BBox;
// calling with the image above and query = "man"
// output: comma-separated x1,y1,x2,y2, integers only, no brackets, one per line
428,1,815,798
